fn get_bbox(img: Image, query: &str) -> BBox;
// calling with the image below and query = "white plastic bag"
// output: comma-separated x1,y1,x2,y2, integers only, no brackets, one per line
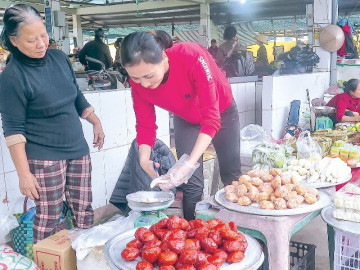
0,214,19,244
68,211,141,260
0,245,39,269
240,124,270,157
296,131,322,159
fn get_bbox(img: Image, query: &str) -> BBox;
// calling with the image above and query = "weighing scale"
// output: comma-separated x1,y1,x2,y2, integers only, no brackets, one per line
313,106,336,130
126,191,174,228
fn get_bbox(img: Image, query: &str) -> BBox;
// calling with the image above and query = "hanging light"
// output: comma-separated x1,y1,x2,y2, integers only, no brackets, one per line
239,0,246,3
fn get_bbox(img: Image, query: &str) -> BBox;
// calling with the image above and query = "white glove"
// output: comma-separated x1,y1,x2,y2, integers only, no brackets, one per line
150,154,200,191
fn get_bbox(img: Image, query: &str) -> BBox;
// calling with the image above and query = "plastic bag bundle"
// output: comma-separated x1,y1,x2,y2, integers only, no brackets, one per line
252,142,294,170
0,245,39,270
240,124,270,157
296,131,323,159
0,214,19,244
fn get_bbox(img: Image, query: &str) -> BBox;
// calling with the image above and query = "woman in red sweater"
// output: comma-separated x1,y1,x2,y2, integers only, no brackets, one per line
121,30,241,220
327,79,360,122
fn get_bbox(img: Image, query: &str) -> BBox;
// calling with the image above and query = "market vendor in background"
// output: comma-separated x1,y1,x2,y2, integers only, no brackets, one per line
0,4,105,243
121,30,241,220
327,79,360,122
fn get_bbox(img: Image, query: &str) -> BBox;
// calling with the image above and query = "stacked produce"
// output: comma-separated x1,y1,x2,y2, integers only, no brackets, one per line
121,216,248,270
225,169,319,210
312,136,332,156
286,157,351,184
333,180,360,223
312,129,348,143
330,140,360,162
336,122,360,132
252,142,294,170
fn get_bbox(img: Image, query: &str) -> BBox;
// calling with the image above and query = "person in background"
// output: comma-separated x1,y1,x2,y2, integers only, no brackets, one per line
327,79,360,122
216,25,245,67
208,39,218,59
114,37,123,64
48,38,57,49
121,30,241,220
0,4,105,243
254,34,269,77
288,39,306,60
78,28,113,70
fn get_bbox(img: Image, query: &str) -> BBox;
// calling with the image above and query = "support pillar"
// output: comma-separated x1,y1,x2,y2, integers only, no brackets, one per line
198,3,211,48
72,14,83,48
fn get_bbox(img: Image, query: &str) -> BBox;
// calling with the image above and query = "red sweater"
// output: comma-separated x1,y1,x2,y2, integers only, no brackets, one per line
327,92,360,121
131,42,234,147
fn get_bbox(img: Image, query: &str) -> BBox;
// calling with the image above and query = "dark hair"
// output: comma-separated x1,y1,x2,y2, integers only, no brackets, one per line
223,26,237,40
49,38,56,45
95,28,104,39
114,37,123,48
1,4,42,53
121,30,173,67
344,79,360,94
211,39,216,43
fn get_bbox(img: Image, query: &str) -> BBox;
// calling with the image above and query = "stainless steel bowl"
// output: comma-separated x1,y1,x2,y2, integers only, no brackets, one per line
126,191,175,212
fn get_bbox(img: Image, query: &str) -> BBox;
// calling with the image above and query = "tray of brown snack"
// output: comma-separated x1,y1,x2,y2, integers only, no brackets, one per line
215,168,332,216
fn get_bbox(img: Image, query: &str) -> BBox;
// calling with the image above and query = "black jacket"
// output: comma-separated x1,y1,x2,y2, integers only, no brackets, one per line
110,139,176,215
78,38,113,70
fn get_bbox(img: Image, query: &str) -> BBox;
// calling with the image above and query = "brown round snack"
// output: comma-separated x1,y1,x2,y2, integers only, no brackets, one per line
306,187,319,197
236,184,248,197
239,175,251,184
256,192,270,203
226,192,238,202
284,183,295,192
271,175,282,189
261,173,274,183
274,198,287,210
304,193,317,204
260,200,275,210
274,186,289,198
225,185,236,193
284,191,297,201
232,180,239,186
280,174,291,185
244,182,255,190
286,198,300,209
258,183,274,194
269,168,282,177
247,170,262,178
296,185,307,196
251,177,264,187
295,195,305,204
248,187,259,202
238,196,252,206
269,193,277,202
291,174,300,185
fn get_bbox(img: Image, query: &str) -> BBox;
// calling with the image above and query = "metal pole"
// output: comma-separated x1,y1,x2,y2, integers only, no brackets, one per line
330,0,338,85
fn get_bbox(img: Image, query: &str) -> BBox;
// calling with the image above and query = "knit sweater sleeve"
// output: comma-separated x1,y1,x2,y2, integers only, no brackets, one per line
0,68,27,137
131,84,157,147
64,54,91,116
191,51,221,138
336,97,347,122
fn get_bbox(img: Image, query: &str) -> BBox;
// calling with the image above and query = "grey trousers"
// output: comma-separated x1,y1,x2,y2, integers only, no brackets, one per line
173,100,241,220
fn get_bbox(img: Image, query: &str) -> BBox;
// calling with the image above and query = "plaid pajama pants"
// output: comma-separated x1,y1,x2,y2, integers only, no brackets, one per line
28,155,93,243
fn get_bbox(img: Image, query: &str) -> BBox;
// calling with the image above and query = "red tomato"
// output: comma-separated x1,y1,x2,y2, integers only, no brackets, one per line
195,226,210,240
126,239,143,249
154,229,168,240
186,229,197,239
179,249,198,264
162,231,172,242
135,227,149,241
228,221,238,232
168,239,185,254
184,239,196,250
160,242,171,252
194,219,208,228
121,247,140,261
220,229,240,241
207,255,225,268
197,262,217,270
207,219,219,229
169,230,187,241
157,218,169,229
142,231,156,243
227,251,245,263
159,266,175,270
167,216,182,230
136,261,154,270
143,238,161,249
212,250,228,261
158,251,178,266
200,238,218,254
142,246,161,263
178,265,196,270
180,218,190,230
192,238,201,251
194,251,209,268
208,230,222,246
223,240,246,253
188,220,196,230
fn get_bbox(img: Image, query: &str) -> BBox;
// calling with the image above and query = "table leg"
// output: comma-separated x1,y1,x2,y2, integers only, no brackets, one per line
327,224,335,270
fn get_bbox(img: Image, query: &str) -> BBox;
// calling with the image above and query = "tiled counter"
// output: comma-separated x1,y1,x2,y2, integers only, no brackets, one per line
0,89,170,215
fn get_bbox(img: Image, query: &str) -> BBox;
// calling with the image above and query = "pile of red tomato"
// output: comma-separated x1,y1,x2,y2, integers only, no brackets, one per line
121,216,247,270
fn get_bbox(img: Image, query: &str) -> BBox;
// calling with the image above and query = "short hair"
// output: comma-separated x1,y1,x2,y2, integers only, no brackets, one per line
95,28,104,38
211,39,216,43
223,26,237,40
344,79,360,94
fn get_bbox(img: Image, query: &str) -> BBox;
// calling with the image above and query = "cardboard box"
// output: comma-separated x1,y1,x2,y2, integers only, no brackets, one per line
33,230,77,270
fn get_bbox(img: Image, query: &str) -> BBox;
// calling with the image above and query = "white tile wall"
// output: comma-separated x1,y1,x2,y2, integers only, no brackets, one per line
0,89,171,214
337,65,360,82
